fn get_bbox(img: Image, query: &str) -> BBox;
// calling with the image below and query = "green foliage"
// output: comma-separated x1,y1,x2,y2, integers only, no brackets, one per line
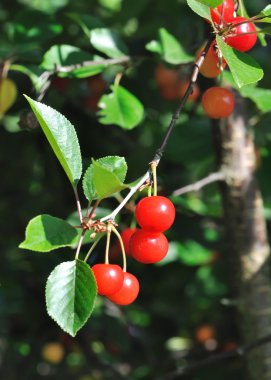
41,45,105,78
216,37,263,87
19,215,78,252
186,0,211,19
98,85,144,129
46,260,97,336
24,96,82,187
146,28,194,64
89,28,128,58
83,156,128,201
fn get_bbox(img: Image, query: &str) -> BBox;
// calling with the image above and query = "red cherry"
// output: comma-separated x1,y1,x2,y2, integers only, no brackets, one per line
210,0,235,26
224,17,257,52
92,264,124,296
107,272,139,305
202,87,235,119
120,228,138,256
130,229,169,264
195,42,227,79
135,196,175,232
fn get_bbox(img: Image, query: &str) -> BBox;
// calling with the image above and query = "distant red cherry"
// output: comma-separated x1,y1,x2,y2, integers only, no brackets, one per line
202,87,235,119
107,272,139,305
130,229,169,264
210,0,235,26
135,196,175,232
195,42,227,78
224,17,257,52
120,228,138,256
92,264,124,296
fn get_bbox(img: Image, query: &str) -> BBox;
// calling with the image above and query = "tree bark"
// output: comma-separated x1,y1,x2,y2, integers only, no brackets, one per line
215,95,271,379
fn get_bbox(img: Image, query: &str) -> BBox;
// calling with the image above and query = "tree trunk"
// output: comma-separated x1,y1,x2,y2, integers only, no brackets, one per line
215,96,271,379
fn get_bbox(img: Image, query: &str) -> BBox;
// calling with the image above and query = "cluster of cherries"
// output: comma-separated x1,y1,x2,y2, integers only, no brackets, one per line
199,0,257,119
91,196,175,306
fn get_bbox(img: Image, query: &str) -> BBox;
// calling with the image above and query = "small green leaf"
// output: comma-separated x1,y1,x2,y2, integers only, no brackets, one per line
216,36,263,88
239,86,271,113
197,0,223,7
146,28,193,65
259,4,271,18
19,215,78,252
46,260,97,337
24,96,82,186
10,64,45,92
41,45,105,78
90,28,128,58
83,156,128,201
98,85,144,129
186,0,211,19
92,160,127,199
68,13,104,37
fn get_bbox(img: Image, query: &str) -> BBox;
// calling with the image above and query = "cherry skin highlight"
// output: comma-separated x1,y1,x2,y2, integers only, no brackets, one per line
130,229,169,264
92,264,124,296
195,41,227,78
210,0,235,26
202,87,235,119
107,272,139,305
224,16,257,52
135,196,175,232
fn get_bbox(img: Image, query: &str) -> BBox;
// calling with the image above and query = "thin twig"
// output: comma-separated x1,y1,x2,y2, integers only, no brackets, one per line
56,56,131,73
159,333,271,380
152,36,214,163
172,172,225,196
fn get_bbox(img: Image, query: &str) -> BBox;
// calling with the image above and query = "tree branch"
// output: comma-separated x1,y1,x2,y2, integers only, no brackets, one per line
172,172,225,196
159,333,271,380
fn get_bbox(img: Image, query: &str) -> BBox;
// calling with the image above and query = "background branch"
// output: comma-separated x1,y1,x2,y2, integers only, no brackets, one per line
172,172,225,196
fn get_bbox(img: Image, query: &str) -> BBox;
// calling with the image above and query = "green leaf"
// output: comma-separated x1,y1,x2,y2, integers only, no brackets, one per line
186,0,211,19
92,160,127,199
68,13,104,37
46,260,97,337
90,28,128,58
41,45,105,78
10,64,45,92
216,36,263,88
83,156,128,201
239,86,271,113
98,85,144,129
197,0,223,7
19,215,78,252
24,96,82,186
146,28,194,65
259,4,271,18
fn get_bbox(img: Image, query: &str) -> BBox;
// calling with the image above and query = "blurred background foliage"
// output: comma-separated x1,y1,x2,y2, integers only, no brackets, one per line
0,0,270,379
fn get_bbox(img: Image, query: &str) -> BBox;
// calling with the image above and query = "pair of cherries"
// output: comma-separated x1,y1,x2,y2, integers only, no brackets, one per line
211,0,257,52
92,196,175,305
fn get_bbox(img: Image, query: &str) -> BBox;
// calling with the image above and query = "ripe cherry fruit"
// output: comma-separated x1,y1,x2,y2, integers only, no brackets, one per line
210,0,235,26
202,87,235,119
92,264,124,296
224,17,257,52
120,228,138,256
135,196,175,232
130,229,169,264
196,42,226,79
107,272,139,305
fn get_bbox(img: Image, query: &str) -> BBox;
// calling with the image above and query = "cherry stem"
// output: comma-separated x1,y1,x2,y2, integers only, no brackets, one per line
105,224,112,265
73,186,83,223
88,199,101,219
75,230,86,260
111,225,127,272
84,233,105,263
151,162,158,196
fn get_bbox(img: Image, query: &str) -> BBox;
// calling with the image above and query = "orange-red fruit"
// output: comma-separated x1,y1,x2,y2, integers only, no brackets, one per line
92,264,124,296
154,65,179,87
224,16,257,52
120,228,138,256
107,272,139,305
210,0,235,26
202,87,235,119
130,230,169,264
196,42,227,78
